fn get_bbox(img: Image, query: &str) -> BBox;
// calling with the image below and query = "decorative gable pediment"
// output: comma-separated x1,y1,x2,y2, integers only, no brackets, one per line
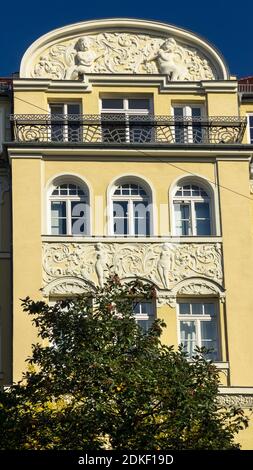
20,19,229,81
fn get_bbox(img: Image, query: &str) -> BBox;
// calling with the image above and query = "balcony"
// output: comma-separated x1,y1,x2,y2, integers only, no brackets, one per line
238,83,253,94
11,114,247,145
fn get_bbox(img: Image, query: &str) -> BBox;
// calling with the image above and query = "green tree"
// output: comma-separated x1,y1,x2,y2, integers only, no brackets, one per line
0,275,248,449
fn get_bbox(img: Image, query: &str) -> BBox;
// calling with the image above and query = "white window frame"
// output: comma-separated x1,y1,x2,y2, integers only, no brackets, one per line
133,300,156,331
111,182,151,236
172,183,213,236
247,114,253,144
172,104,205,143
100,97,152,142
48,102,82,142
48,181,89,236
177,299,220,360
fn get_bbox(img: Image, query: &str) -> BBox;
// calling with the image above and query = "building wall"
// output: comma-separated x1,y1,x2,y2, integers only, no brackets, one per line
5,19,253,448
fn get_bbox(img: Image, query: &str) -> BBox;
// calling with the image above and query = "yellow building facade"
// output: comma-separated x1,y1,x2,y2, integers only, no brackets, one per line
1,18,253,448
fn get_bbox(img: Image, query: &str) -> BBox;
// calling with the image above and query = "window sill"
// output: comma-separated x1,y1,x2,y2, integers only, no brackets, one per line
42,235,223,243
214,362,229,370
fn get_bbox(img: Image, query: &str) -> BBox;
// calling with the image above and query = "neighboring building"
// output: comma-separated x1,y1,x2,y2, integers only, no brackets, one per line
1,18,253,448
0,78,12,385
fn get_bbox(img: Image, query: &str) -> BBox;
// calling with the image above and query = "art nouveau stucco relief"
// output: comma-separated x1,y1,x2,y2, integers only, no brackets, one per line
218,394,253,409
32,34,215,81
42,241,223,298
20,19,229,80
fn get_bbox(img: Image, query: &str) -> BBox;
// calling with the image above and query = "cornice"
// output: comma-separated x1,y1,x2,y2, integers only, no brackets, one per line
13,77,237,94
6,144,253,161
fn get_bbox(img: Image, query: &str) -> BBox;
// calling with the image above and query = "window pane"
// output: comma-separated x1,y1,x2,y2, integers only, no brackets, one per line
174,107,184,117
195,202,211,236
196,219,211,236
102,99,124,109
174,203,190,236
136,319,154,332
200,320,218,360
191,107,201,118
51,201,67,235
195,202,210,218
51,201,66,218
128,99,150,110
134,201,150,236
71,201,87,235
191,303,203,315
113,201,128,235
51,218,67,235
250,127,253,144
50,104,64,114
133,301,155,332
140,302,154,315
59,184,68,195
179,303,190,315
203,303,215,316
180,321,196,357
67,104,80,114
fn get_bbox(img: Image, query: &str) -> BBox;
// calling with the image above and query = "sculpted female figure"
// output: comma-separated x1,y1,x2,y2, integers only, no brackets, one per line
157,243,174,289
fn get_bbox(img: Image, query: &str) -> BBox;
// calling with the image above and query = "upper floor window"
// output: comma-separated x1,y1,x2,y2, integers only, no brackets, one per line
133,300,155,332
173,183,211,236
101,98,152,143
173,104,204,143
49,181,89,235
49,103,81,142
247,114,253,143
112,182,151,236
178,300,220,361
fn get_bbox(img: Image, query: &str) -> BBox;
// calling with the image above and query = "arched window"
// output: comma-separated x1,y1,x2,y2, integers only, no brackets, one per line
49,181,89,235
112,182,151,236
173,183,212,236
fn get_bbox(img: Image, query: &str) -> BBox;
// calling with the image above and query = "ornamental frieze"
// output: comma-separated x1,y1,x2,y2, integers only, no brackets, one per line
218,394,253,409
42,241,223,290
32,34,215,81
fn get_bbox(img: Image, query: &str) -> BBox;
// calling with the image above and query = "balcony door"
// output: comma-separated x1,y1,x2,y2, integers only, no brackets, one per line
49,103,81,142
101,98,152,143
173,105,204,143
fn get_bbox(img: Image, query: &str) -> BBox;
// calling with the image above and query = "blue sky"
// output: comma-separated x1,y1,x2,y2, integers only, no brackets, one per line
1,0,252,78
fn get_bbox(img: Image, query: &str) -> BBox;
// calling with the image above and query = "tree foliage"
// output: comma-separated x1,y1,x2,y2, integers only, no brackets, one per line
0,276,248,449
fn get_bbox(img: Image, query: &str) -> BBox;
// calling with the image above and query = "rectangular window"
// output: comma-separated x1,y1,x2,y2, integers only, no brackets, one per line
101,97,152,143
173,105,204,143
133,301,155,332
49,103,81,142
178,300,219,360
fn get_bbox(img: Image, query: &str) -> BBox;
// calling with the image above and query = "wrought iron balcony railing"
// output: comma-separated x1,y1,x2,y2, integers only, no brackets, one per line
10,114,247,145
238,84,253,94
